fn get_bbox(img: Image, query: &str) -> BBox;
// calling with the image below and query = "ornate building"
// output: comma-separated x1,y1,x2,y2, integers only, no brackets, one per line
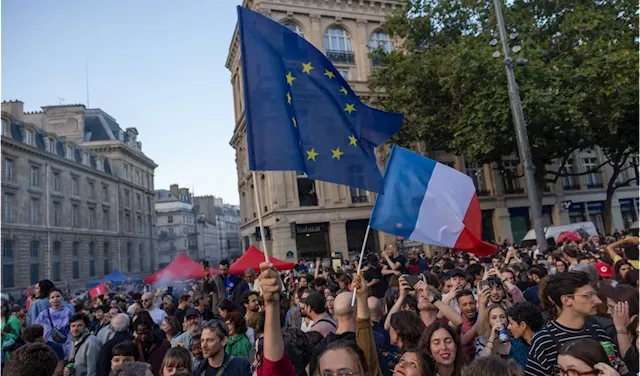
1,100,157,295
227,0,639,262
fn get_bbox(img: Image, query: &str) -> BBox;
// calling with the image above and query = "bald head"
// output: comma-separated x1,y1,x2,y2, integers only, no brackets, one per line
333,292,356,318
368,297,382,321
141,292,154,309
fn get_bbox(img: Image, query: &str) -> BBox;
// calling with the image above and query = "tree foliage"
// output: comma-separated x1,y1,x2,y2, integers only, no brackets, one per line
370,0,639,193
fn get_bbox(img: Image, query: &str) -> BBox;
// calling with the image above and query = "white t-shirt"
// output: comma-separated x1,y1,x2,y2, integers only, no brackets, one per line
148,307,167,326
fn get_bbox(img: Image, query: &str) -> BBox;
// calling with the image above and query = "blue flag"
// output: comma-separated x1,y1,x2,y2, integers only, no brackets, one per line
237,6,403,193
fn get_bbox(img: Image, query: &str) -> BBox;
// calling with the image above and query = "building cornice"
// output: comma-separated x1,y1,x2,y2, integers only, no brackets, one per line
83,141,158,169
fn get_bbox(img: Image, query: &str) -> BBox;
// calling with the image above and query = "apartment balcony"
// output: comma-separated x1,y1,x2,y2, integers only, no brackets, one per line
326,50,355,65
563,184,581,191
476,189,491,197
586,183,604,189
504,187,525,194
351,195,369,204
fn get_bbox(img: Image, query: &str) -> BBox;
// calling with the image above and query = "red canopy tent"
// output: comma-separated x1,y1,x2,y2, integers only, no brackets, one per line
144,253,217,284
229,245,295,275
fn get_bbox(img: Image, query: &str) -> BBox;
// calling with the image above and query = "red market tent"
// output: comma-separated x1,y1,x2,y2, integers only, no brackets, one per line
144,253,217,284
229,245,295,275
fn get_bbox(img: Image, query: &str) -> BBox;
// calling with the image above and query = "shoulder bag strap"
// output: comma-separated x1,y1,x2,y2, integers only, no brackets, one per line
215,355,236,376
69,335,90,364
316,318,337,329
46,308,57,330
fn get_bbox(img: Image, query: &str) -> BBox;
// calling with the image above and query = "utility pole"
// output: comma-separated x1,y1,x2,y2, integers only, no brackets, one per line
493,0,547,252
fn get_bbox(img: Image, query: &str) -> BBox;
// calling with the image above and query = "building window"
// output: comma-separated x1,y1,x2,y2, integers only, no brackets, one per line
53,202,61,226
25,129,34,146
72,204,79,227
135,170,141,185
138,243,144,272
84,152,90,166
52,241,61,282
30,198,40,225
72,242,80,279
30,241,40,284
137,215,143,234
561,159,579,190
369,32,394,53
296,172,318,206
3,193,13,223
48,138,55,153
501,160,523,194
89,242,96,277
1,119,6,136
168,215,173,224
124,190,130,208
97,158,104,171
103,209,109,230
136,194,141,209
466,161,488,195
126,243,132,272
2,240,14,288
338,69,350,80
88,181,95,199
283,22,304,37
53,172,60,191
66,145,74,160
102,185,108,202
3,158,13,181
30,165,39,187
88,207,96,229
103,243,110,275
350,187,368,203
71,177,79,196
582,157,602,187
324,28,354,64
168,227,174,236
124,163,130,180
125,213,132,232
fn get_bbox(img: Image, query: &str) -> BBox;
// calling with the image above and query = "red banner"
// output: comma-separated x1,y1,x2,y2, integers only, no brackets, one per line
89,282,106,304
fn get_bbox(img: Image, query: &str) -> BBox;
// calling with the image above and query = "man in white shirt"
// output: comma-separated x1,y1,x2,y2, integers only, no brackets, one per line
141,292,167,326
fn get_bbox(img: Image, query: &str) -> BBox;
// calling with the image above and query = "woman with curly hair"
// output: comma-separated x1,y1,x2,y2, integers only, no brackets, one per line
389,311,423,350
225,311,252,358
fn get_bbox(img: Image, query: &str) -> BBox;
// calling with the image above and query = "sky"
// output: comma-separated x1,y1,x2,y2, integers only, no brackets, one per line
2,0,243,205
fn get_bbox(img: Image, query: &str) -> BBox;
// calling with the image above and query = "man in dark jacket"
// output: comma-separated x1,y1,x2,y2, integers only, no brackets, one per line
230,268,256,313
97,314,132,376
133,317,170,376
193,319,251,376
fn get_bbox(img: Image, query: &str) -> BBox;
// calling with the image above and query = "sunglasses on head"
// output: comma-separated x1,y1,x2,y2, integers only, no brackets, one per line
202,319,229,337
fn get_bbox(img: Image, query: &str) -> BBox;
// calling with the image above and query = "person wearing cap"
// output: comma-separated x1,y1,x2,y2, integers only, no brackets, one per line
595,262,615,282
171,308,202,348
441,269,474,314
302,292,336,338
194,319,251,376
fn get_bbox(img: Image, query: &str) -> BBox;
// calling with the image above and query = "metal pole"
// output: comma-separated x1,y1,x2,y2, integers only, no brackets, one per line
252,171,270,263
493,0,547,252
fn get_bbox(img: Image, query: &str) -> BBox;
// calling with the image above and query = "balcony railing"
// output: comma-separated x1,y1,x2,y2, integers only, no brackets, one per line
587,183,604,189
504,187,525,194
326,50,355,65
476,189,491,197
563,184,581,191
351,195,369,203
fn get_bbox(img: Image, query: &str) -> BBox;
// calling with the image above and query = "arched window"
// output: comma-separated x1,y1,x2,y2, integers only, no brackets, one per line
283,22,303,37
89,242,96,277
324,28,354,64
369,32,394,53
30,241,40,284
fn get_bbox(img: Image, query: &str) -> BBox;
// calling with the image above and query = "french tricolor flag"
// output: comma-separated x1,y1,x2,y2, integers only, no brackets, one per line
370,145,497,257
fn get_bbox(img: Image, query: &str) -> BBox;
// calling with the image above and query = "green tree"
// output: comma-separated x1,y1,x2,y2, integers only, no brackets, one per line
370,0,638,207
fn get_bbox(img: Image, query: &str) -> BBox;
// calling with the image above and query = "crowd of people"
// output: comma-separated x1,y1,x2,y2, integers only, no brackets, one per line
1,234,638,376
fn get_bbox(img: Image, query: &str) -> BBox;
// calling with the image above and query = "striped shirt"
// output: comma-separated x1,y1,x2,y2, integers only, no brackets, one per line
525,320,627,376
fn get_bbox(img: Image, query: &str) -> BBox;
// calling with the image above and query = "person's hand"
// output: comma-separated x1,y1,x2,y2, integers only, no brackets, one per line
593,362,620,376
63,366,72,376
612,301,637,330
398,276,411,297
492,268,503,281
414,280,427,296
203,266,210,279
624,236,639,244
479,286,491,306
352,273,367,297
258,262,280,303
491,321,504,336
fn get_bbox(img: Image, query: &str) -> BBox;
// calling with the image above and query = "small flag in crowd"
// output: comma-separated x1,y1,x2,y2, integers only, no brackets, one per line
237,6,403,193
370,145,497,256
89,282,106,303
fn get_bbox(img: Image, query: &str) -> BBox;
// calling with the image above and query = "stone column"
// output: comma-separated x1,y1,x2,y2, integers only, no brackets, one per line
329,220,348,255
355,19,370,81
493,207,513,243
309,14,322,50
273,224,297,262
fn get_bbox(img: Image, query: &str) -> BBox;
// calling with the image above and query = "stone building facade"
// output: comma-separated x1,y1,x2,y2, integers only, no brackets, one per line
227,0,639,262
1,100,157,296
193,195,242,262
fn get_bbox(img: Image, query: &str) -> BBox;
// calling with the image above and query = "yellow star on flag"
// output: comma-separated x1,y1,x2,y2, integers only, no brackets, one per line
340,86,348,95
344,103,356,114
292,117,297,128
348,135,358,146
286,72,296,86
306,148,319,161
286,92,292,104
302,62,314,74
324,69,335,79
331,147,344,160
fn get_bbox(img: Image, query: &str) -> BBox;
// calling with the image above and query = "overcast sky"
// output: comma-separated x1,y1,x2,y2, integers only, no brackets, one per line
2,0,243,204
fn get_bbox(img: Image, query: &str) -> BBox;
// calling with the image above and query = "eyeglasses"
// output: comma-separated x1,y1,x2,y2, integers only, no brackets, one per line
202,319,229,337
554,366,596,376
320,370,359,376
567,291,598,300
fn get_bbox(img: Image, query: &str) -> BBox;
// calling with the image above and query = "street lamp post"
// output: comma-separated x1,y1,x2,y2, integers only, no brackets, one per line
492,0,547,253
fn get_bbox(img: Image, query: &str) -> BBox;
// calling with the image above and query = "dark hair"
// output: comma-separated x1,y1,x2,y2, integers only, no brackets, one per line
3,343,58,376
506,302,544,332
22,325,45,343
527,266,548,279
402,295,418,312
390,311,424,350
242,290,259,306
462,356,523,376
313,340,369,376
282,328,314,374
70,313,89,325
611,284,639,319
218,299,235,312
419,321,466,374
564,245,579,259
555,259,569,271
132,315,154,331
314,277,328,288
558,338,612,368
226,311,248,335
546,272,592,310
398,349,435,376
455,289,475,303
367,254,379,267
306,330,324,347
295,286,308,300
48,288,63,298
37,280,55,298
443,261,455,271
422,272,441,288
163,316,182,336
219,259,230,267
179,294,191,303
109,362,153,376
621,268,639,288
112,341,137,357
161,347,192,374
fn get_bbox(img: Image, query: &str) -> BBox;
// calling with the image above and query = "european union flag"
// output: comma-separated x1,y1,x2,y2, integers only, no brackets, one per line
237,6,403,193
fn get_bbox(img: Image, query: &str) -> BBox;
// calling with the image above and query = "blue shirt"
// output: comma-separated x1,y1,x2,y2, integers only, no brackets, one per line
223,276,236,299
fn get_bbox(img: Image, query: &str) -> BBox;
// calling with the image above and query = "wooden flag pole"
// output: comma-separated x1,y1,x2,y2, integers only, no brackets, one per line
252,171,270,263
351,225,371,306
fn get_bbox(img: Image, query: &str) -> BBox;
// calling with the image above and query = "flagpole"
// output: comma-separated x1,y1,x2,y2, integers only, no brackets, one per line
351,225,371,306
252,171,270,263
